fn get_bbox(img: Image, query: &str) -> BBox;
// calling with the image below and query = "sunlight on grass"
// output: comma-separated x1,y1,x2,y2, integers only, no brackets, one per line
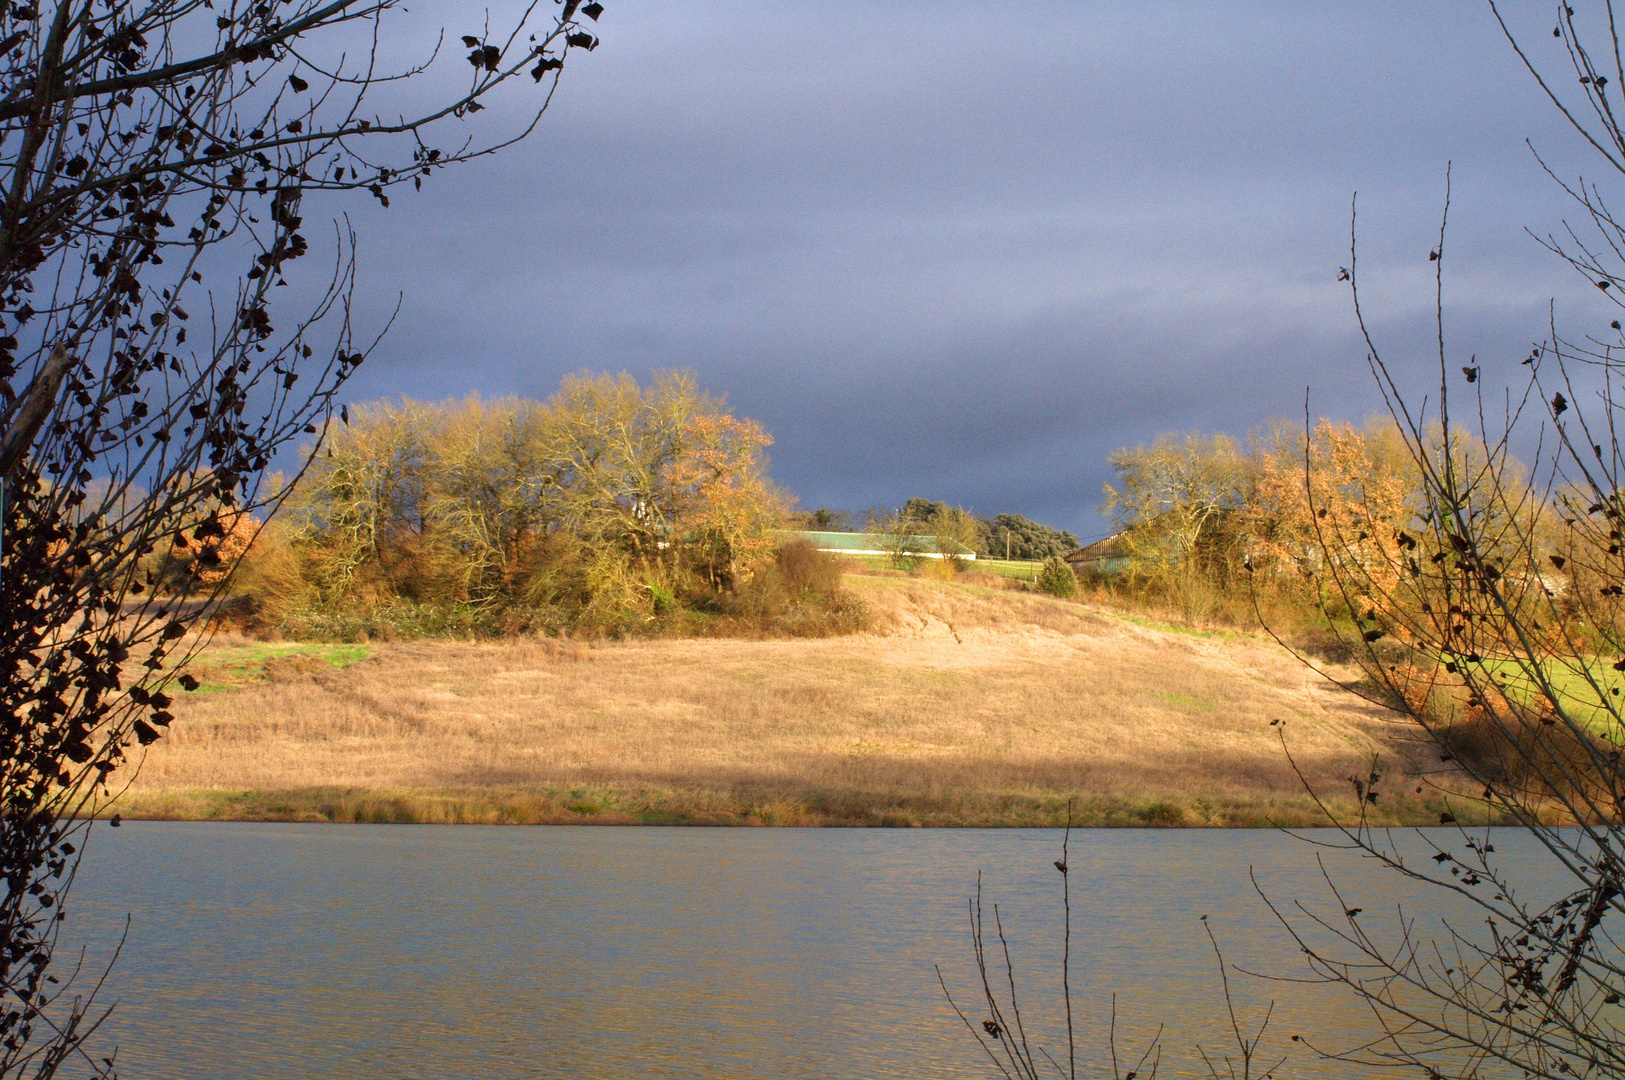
116,576,1470,827
1478,657,1625,732
832,553,1042,581
966,558,1042,580
186,643,371,694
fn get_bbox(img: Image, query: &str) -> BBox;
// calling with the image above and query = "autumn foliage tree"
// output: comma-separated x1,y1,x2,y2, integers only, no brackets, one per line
1096,418,1471,631
1102,432,1251,619
1245,417,1418,609
280,371,789,635
666,409,779,586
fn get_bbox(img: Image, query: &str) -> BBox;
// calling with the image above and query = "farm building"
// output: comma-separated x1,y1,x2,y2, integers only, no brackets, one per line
1065,531,1132,578
784,530,978,560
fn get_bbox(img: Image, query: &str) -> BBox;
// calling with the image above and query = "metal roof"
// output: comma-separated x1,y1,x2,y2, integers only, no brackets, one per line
781,530,978,557
1066,530,1132,563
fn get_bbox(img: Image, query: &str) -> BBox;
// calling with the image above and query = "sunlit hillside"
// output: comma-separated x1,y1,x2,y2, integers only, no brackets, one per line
114,574,1468,827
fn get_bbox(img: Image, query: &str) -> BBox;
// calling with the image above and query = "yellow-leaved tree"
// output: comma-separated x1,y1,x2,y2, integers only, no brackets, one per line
1246,417,1417,614
667,411,783,586
1102,432,1251,619
278,371,786,631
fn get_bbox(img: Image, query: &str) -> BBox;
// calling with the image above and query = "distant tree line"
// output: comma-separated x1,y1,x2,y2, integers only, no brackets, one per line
205,397,1468,639
792,499,1081,560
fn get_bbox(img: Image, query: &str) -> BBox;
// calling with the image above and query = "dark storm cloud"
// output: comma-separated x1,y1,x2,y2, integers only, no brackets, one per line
300,1,1617,532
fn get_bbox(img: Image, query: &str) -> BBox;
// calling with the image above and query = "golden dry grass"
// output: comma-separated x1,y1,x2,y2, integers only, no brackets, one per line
111,575,1467,826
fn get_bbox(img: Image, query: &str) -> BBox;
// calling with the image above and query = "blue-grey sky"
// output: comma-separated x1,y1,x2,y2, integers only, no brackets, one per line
304,1,1622,538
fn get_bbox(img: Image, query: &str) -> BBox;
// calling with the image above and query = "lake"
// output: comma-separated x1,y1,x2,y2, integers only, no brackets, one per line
62,823,1570,1078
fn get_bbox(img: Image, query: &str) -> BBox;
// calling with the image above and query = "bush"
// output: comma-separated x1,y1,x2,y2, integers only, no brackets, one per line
700,541,866,638
227,524,309,628
649,581,677,615
1037,556,1078,598
776,539,843,599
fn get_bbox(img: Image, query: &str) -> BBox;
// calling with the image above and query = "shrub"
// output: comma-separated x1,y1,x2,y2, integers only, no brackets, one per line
703,543,866,638
776,539,843,598
1037,556,1078,598
227,523,309,629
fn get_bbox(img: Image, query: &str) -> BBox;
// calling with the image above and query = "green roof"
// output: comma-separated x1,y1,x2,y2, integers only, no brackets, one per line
780,530,977,557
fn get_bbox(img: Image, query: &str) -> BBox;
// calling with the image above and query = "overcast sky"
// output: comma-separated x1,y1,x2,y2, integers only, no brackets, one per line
300,1,1622,538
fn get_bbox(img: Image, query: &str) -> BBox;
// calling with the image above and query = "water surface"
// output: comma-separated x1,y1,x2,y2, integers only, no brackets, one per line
63,824,1569,1078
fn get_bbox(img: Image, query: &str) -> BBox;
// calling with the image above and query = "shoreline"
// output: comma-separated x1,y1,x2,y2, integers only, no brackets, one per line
102,786,1495,829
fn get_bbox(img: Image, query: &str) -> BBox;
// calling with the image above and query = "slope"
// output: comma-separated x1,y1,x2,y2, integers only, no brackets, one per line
111,575,1459,826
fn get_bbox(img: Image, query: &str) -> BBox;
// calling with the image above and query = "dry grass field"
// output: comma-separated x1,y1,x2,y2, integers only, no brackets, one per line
110,575,1469,827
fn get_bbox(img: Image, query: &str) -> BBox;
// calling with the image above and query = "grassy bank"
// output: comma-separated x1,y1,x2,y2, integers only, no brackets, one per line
109,786,1481,828
113,575,1479,827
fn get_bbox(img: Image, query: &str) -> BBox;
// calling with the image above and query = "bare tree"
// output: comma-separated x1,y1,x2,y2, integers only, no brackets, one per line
1104,432,1251,620
943,7,1625,1078
0,0,605,1073
1243,5,1625,1076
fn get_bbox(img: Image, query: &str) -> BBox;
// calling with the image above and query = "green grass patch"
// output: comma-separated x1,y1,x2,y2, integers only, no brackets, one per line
970,558,1044,581
1472,656,1625,732
185,642,371,693
1156,691,1214,711
834,552,1044,580
836,552,927,573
